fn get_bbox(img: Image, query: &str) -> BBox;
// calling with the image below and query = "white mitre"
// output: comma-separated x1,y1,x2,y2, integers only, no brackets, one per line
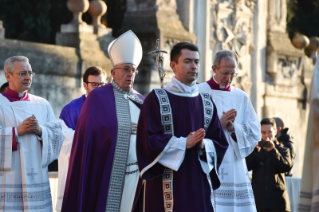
108,30,143,67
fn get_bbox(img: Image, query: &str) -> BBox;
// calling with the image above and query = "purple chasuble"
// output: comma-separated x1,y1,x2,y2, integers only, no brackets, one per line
135,90,229,212
59,94,86,130
61,84,144,212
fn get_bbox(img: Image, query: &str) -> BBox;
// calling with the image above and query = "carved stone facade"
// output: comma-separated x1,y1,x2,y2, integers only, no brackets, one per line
267,0,287,33
210,0,256,95
174,0,314,178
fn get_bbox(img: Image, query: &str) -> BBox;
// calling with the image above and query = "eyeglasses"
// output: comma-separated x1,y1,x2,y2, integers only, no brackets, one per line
86,82,106,88
113,66,138,74
221,72,238,77
12,71,35,77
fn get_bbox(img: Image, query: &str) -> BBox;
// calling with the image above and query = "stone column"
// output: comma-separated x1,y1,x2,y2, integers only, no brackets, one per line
88,0,112,36
250,0,268,118
56,0,94,48
195,0,213,82
0,21,5,39
176,0,194,33
119,0,196,94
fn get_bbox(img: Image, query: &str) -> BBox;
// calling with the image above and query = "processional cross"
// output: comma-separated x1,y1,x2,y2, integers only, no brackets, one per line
148,39,168,88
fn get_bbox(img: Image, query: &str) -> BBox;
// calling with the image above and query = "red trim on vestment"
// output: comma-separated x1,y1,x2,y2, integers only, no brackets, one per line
12,127,17,151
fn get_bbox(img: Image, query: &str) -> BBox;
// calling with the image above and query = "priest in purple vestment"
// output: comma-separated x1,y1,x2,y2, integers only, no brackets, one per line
61,30,145,212
134,42,229,212
56,66,107,211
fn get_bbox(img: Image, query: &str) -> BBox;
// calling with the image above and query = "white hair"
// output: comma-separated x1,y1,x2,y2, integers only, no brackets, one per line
213,50,238,69
4,56,29,73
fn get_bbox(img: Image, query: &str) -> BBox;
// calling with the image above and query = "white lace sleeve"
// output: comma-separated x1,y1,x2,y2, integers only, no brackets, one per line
232,95,261,160
0,127,13,171
158,136,187,171
41,102,64,168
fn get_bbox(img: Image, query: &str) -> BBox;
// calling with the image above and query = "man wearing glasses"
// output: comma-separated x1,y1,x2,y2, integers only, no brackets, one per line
62,30,144,212
56,66,106,211
0,56,64,211
198,50,261,212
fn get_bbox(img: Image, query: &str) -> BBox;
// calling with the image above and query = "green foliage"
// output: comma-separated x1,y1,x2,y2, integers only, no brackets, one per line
287,0,319,39
48,0,73,44
0,0,52,43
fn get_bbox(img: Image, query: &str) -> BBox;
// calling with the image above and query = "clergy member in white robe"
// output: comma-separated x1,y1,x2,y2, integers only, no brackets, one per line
198,50,261,212
0,55,63,212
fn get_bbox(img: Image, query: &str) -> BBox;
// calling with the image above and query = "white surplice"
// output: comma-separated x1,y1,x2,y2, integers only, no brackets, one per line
0,94,64,212
119,100,140,212
55,120,74,211
198,83,261,212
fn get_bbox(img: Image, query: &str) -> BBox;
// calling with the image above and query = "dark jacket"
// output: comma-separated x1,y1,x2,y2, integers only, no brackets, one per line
277,128,296,176
246,140,292,211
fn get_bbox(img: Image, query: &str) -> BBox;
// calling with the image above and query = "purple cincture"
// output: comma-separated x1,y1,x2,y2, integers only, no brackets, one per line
61,84,144,212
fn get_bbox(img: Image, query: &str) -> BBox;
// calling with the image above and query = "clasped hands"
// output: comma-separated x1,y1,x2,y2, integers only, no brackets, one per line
17,114,42,136
186,128,205,149
220,109,237,132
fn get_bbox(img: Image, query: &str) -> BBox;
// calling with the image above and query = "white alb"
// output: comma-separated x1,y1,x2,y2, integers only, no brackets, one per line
0,94,64,212
198,83,261,212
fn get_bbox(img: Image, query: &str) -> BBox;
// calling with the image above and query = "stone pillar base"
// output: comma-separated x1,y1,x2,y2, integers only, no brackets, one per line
94,26,112,37
61,23,93,33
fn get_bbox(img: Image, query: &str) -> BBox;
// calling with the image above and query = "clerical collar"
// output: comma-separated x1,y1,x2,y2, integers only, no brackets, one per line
206,76,231,91
2,87,30,102
165,76,198,95
111,81,143,104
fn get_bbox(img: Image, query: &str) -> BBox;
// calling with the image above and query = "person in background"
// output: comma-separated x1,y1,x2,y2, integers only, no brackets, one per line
246,118,292,212
56,66,107,211
273,117,295,176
